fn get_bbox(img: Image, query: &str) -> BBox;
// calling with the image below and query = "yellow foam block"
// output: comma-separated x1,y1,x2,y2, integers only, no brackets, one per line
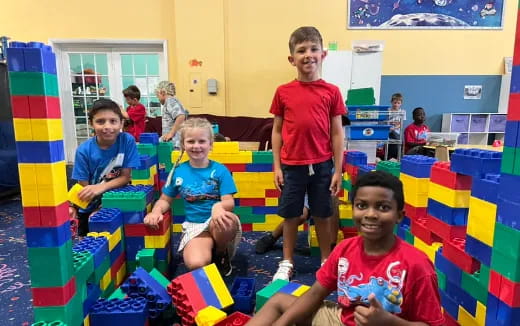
203,264,234,308
292,285,310,297
264,214,284,224
13,118,33,140
100,268,112,290
116,263,127,286
18,163,37,187
38,183,67,206
209,152,253,164
84,315,90,326
31,119,64,141
68,183,90,209
21,186,39,206
400,173,430,194
147,203,152,213
211,141,240,154
458,305,481,326
265,197,278,207
172,223,183,232
235,189,270,199
144,226,171,248
343,173,350,181
467,196,497,247
171,151,190,164
413,237,442,263
233,172,274,183
195,305,227,326
428,182,470,208
132,177,155,185
339,204,353,219
476,301,486,326
35,162,68,192
96,228,122,252
403,187,428,207
252,223,282,231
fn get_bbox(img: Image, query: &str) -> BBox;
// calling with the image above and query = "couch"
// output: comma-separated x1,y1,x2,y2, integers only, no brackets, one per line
145,114,273,151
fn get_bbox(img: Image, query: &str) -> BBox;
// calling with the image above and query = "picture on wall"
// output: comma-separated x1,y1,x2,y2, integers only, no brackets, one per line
348,0,504,29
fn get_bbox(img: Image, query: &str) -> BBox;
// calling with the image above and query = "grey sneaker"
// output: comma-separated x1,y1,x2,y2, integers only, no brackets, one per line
214,250,232,277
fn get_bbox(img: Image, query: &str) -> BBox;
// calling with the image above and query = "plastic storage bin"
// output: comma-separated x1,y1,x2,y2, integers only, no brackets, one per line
450,114,470,132
347,141,378,164
469,114,487,132
347,105,390,121
457,133,469,144
489,114,506,132
426,132,459,147
346,125,390,140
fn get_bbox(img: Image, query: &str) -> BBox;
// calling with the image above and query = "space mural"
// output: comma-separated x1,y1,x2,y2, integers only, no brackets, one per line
348,0,504,29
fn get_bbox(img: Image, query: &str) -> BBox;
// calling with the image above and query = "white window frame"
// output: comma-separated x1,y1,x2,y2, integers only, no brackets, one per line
51,39,168,163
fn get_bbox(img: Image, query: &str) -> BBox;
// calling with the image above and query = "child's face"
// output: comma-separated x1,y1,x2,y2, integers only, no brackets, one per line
90,109,122,144
413,109,426,124
125,97,139,106
156,91,167,105
288,40,326,80
391,99,402,111
182,127,213,162
352,186,403,242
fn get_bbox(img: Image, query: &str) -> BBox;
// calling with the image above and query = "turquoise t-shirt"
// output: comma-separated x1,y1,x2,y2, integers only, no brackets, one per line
163,160,237,223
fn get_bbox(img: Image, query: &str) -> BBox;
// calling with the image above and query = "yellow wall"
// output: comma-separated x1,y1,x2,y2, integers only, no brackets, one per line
3,0,518,117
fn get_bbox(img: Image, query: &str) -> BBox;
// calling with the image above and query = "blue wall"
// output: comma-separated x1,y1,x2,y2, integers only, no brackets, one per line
380,75,501,132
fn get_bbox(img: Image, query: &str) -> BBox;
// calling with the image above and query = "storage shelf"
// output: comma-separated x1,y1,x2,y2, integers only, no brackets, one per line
442,113,506,145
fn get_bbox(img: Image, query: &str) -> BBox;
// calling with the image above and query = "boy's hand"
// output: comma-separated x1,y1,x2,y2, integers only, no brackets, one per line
78,184,105,202
144,212,163,230
329,172,342,196
353,294,391,326
273,168,284,191
69,206,78,219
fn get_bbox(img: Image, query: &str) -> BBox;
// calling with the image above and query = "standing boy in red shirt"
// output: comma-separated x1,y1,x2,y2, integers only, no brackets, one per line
248,171,445,326
122,85,146,142
404,107,430,154
270,26,346,281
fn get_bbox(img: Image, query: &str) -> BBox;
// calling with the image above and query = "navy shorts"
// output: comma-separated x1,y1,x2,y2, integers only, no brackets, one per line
278,159,333,219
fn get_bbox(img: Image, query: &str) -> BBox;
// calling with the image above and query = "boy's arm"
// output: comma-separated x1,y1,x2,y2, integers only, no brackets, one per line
120,105,130,119
330,115,344,196
77,168,132,202
354,295,428,326
271,116,284,190
163,114,186,141
273,281,331,326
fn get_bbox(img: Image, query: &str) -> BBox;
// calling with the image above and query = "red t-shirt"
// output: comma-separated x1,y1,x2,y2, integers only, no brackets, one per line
270,79,346,165
404,123,430,153
316,236,445,326
126,103,146,142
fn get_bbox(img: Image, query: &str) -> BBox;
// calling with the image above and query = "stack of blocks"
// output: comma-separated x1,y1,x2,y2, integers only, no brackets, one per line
169,142,306,233
102,185,171,276
132,133,160,189
8,41,85,325
255,279,310,311
167,263,233,325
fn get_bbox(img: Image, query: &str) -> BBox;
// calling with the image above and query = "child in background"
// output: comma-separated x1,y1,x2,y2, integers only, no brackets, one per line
155,81,188,148
270,26,346,281
69,99,140,236
121,85,146,142
404,107,430,154
387,93,405,160
248,171,444,326
144,118,241,277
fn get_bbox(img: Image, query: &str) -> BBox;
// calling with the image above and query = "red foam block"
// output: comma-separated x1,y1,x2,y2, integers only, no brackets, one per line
411,217,442,245
426,215,467,241
442,238,480,274
430,161,472,190
404,203,427,220
239,198,266,206
265,189,281,198
11,96,31,118
508,93,520,121
226,164,247,172
23,202,70,227
124,211,171,236
28,96,62,118
32,277,76,307
490,270,520,308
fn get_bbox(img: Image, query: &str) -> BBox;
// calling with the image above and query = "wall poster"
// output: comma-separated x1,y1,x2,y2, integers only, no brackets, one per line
348,1,504,29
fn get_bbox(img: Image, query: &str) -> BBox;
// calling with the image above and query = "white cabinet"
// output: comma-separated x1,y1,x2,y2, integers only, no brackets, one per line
322,49,383,104
441,113,506,145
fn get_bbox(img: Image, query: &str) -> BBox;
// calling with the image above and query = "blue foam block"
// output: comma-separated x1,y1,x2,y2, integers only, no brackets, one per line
125,236,145,261
23,42,57,74
465,235,492,266
445,280,476,316
25,220,71,247
89,297,148,325
245,163,272,172
230,277,255,314
504,121,520,148
191,267,221,308
139,133,159,145
89,209,123,233
6,44,25,72
400,155,437,178
345,151,367,166
439,289,459,320
83,283,102,317
496,194,520,231
471,174,500,204
73,236,109,268
427,198,468,226
498,173,520,205
252,206,278,215
450,149,502,178
16,140,64,163
122,210,146,225
434,248,462,284
109,242,123,264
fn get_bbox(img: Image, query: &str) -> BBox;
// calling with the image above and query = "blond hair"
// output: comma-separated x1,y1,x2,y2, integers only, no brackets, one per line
179,118,214,149
155,81,176,96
